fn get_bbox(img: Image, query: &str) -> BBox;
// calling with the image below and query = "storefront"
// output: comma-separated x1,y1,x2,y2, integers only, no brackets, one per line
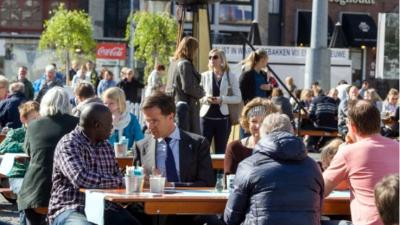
280,0,398,85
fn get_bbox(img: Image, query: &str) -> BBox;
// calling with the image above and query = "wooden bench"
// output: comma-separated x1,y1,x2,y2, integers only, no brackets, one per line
298,130,339,137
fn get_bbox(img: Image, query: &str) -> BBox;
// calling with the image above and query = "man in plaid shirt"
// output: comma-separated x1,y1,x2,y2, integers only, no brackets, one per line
48,103,140,225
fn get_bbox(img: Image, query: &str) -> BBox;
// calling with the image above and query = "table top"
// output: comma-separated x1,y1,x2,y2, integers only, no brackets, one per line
83,188,349,203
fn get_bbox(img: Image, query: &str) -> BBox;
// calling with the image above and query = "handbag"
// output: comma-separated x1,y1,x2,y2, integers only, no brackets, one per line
226,71,244,125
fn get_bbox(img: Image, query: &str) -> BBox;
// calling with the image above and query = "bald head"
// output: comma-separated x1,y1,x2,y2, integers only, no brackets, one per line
80,103,113,142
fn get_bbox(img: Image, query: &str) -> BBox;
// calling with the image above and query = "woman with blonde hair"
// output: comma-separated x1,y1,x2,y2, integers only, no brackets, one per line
200,49,242,153
294,89,313,113
382,88,398,118
364,88,383,112
166,36,204,134
224,97,279,175
103,87,143,149
239,49,277,104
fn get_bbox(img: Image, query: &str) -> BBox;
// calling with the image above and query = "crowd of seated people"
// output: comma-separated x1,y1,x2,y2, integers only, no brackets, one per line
0,47,398,225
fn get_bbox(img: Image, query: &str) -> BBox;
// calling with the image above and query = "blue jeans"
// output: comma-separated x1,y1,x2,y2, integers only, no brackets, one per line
52,206,141,225
52,210,92,225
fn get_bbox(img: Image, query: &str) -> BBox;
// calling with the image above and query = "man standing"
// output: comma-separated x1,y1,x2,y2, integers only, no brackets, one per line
117,68,144,103
34,65,62,103
338,86,359,136
359,80,370,99
135,92,214,187
0,82,26,128
85,61,99,89
48,103,140,225
16,66,34,100
224,113,323,225
68,60,79,83
324,100,399,225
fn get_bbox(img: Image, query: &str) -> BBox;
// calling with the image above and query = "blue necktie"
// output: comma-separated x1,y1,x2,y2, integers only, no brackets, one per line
164,137,179,182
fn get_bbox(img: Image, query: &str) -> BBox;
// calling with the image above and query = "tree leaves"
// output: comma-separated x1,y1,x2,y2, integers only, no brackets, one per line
38,3,95,60
126,11,177,79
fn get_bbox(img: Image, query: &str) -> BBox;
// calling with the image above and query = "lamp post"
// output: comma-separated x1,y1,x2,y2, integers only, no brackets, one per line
304,0,331,91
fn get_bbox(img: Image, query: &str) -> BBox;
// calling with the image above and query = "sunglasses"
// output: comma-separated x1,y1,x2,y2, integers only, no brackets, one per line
208,55,219,60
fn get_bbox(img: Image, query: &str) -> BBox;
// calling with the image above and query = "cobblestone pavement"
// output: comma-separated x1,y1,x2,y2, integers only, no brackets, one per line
0,195,19,225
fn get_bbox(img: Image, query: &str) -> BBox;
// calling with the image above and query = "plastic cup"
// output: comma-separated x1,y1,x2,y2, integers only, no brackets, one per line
114,143,127,157
125,176,135,194
149,176,166,193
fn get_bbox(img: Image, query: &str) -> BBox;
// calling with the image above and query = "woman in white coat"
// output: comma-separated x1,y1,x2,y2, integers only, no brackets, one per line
200,49,242,154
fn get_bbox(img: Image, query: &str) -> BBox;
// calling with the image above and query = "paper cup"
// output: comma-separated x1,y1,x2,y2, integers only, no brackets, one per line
149,176,166,193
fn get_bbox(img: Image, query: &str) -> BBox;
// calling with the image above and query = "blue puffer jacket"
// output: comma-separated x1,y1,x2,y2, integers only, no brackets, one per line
224,131,324,225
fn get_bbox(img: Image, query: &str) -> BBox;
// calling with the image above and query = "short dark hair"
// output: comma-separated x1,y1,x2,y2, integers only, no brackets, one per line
374,174,399,225
338,80,348,85
75,82,95,99
141,92,176,116
348,100,381,135
156,64,165,71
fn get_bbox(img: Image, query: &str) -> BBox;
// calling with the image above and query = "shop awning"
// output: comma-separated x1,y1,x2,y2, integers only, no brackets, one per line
341,13,377,47
297,11,334,46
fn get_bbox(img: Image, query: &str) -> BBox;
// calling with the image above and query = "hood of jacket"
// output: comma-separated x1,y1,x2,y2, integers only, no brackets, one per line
254,131,307,161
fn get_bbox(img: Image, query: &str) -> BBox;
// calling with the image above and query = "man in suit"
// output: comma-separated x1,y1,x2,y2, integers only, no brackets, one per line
133,92,221,225
135,92,215,187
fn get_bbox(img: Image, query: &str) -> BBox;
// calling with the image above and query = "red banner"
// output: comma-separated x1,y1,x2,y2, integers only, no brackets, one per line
96,43,126,60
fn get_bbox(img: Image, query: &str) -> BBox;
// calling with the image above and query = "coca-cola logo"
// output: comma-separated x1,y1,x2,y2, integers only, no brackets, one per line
96,43,126,60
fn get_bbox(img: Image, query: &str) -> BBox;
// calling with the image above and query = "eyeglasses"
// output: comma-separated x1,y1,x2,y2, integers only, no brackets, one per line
208,55,219,60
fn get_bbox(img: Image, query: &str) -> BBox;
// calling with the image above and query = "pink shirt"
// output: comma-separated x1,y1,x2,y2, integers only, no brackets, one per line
323,134,399,225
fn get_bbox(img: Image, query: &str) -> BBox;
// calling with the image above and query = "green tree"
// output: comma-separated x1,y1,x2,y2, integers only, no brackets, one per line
39,4,96,81
126,11,177,80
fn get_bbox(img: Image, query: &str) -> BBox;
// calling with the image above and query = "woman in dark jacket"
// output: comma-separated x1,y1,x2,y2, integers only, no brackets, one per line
166,36,204,134
18,87,79,225
224,113,323,225
239,49,277,104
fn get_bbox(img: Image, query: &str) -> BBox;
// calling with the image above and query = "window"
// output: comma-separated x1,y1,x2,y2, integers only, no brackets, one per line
0,0,43,31
104,0,139,38
219,0,253,25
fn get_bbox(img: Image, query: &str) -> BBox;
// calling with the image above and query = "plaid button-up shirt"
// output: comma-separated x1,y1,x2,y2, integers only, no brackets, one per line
48,126,123,222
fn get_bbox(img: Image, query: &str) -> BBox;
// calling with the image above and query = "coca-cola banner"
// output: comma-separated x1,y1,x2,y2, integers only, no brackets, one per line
96,42,126,60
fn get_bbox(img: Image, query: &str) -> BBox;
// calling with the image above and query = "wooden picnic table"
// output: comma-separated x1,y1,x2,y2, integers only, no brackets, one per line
82,188,350,216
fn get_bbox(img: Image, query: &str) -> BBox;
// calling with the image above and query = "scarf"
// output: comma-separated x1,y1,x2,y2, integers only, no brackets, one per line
112,109,131,141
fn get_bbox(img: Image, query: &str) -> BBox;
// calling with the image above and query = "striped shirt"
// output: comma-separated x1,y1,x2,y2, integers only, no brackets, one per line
48,126,123,222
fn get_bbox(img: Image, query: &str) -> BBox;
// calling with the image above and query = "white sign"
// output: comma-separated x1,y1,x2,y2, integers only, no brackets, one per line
329,0,375,6
213,44,352,89
213,44,349,63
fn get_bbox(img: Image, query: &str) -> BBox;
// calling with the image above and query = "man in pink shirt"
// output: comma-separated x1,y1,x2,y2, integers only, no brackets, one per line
323,100,399,225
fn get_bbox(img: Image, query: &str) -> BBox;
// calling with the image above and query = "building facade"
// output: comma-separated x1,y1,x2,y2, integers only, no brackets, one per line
279,0,399,88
